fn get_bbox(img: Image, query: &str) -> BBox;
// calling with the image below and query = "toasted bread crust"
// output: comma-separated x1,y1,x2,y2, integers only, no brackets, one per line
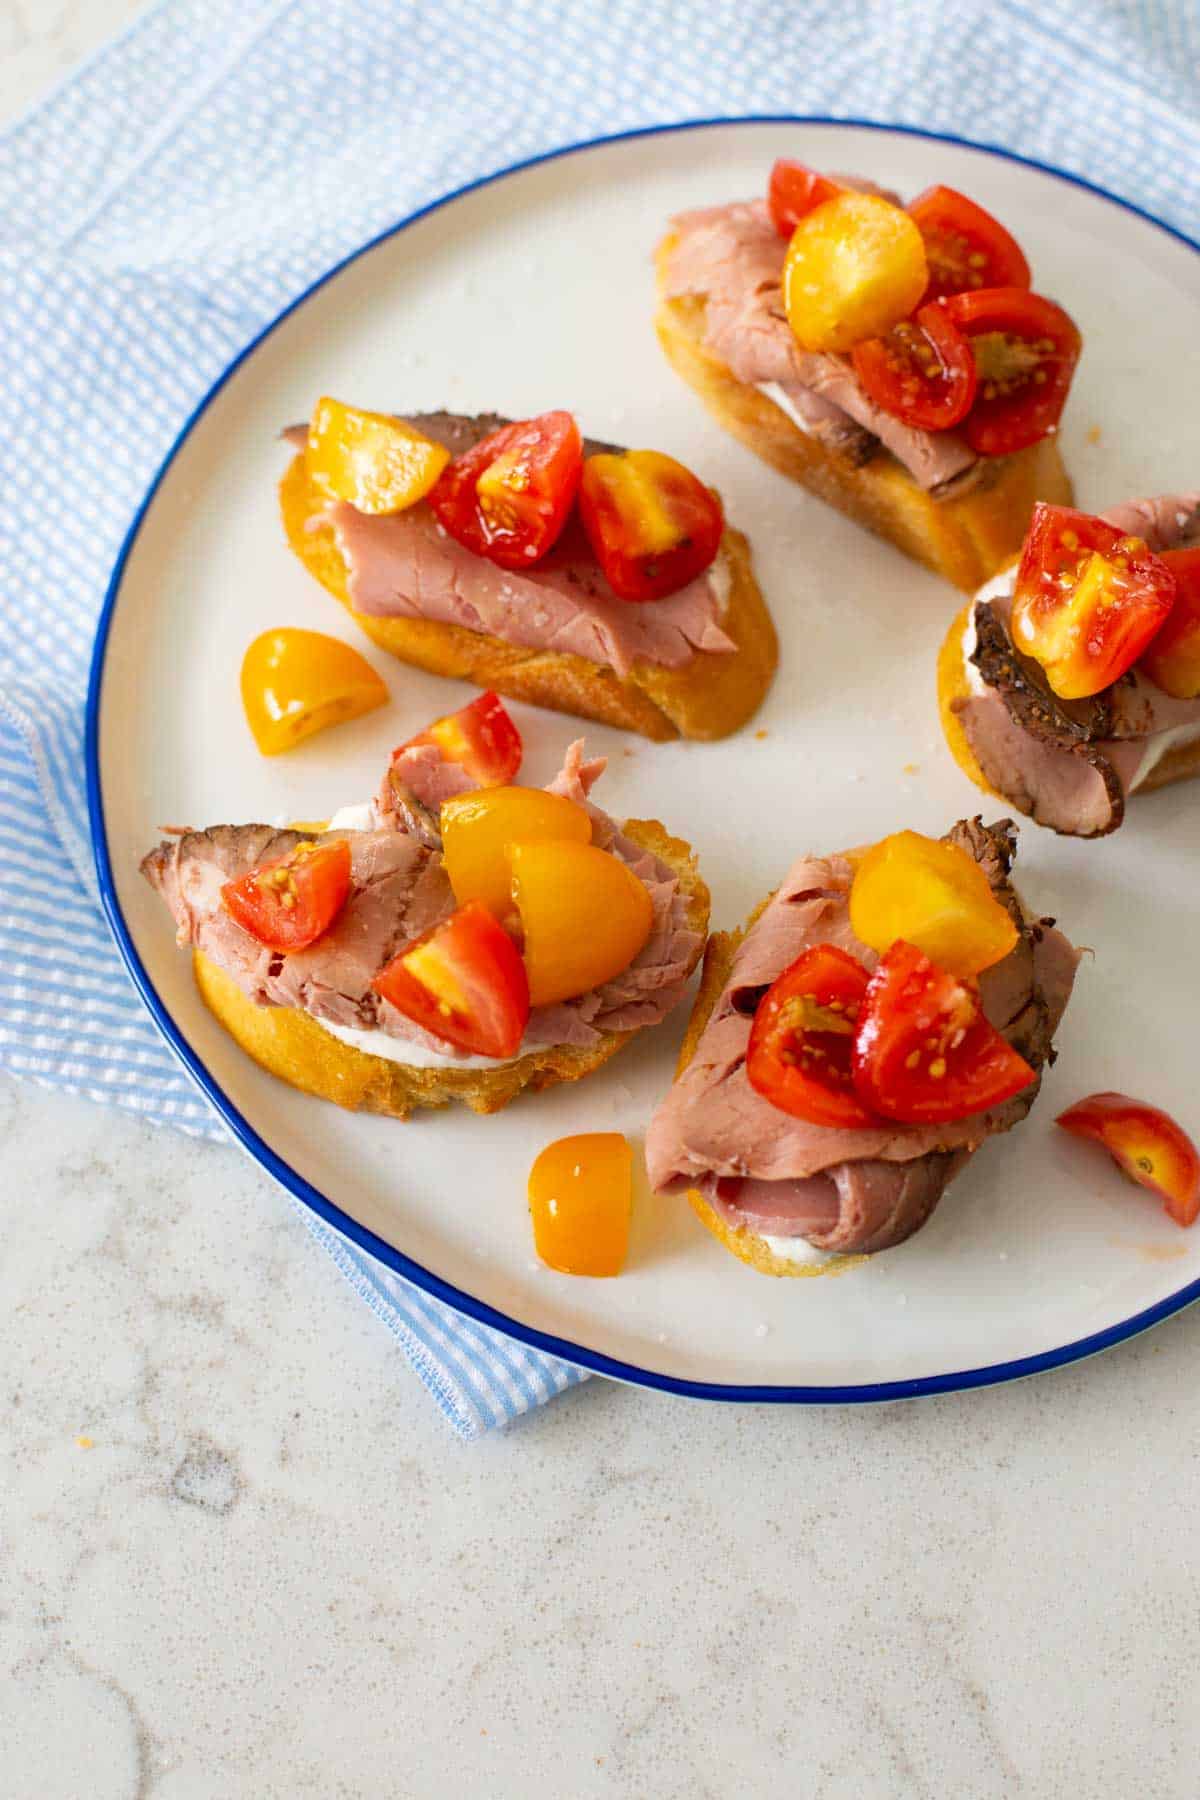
193,818,710,1120
653,237,1074,594
280,453,777,742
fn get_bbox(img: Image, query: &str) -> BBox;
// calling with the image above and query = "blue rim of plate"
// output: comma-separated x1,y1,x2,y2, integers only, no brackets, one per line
87,115,1200,1404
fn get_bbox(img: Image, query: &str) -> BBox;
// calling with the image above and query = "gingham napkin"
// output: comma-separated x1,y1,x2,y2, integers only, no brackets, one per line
1,0,1196,1436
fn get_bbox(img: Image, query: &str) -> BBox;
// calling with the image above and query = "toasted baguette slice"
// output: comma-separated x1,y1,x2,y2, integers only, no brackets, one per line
654,237,1074,595
193,819,709,1121
280,453,777,743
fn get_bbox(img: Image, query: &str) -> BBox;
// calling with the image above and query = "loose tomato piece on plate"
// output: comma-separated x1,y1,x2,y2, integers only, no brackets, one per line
852,940,1036,1125
1138,547,1200,699
766,159,842,238
401,690,523,786
907,185,1031,301
783,191,929,353
849,830,1017,977
578,450,723,602
222,839,351,953
429,410,582,569
1011,504,1177,700
240,627,387,755
1056,1093,1200,1227
944,287,1081,455
746,944,880,1129
850,302,978,431
528,1132,633,1276
372,900,530,1059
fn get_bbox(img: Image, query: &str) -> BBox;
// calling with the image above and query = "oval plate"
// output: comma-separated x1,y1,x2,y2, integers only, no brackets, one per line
89,119,1200,1401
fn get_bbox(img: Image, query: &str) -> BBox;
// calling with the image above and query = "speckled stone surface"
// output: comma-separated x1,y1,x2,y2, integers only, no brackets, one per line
5,6,1200,1795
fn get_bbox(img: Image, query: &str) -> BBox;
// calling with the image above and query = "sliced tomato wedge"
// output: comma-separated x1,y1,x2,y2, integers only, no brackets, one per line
401,691,522,787
746,944,881,1129
850,302,978,431
1011,504,1177,700
907,185,1031,302
1138,547,1200,699
428,410,582,570
1057,1092,1200,1227
578,450,723,602
851,940,1036,1125
221,838,351,953
944,288,1082,456
767,159,842,238
372,900,530,1059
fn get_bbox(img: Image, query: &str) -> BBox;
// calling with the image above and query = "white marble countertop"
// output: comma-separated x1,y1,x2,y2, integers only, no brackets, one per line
6,5,1200,1795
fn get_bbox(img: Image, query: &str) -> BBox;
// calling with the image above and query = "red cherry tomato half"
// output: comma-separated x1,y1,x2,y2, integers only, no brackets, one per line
578,450,724,603
401,690,523,787
1057,1092,1200,1227
429,410,582,570
907,184,1031,302
1011,504,1177,700
1138,547,1200,699
221,838,351,953
850,301,978,432
851,940,1036,1125
372,899,530,1059
944,287,1082,456
746,944,881,1129
767,159,843,238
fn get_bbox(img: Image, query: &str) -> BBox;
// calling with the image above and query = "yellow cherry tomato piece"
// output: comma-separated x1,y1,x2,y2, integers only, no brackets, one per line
241,628,387,755
849,830,1018,978
306,397,450,514
783,192,929,353
528,1132,633,1276
440,787,592,919
507,839,654,1007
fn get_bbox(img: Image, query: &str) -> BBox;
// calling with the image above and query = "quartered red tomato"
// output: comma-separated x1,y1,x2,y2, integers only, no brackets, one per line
767,159,842,238
1138,547,1200,699
401,690,522,786
578,450,723,602
944,288,1081,455
746,944,880,1129
221,839,351,953
428,410,582,570
851,940,1036,1125
372,899,530,1059
1057,1092,1200,1228
850,302,978,431
1011,504,1177,700
907,185,1031,302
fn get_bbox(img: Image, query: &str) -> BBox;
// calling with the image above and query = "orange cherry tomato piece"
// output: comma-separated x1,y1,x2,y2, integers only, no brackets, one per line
221,839,351,954
766,159,842,238
528,1132,633,1276
506,839,653,1007
782,191,928,353
429,410,582,569
1011,504,1177,700
1138,547,1200,699
577,450,723,602
440,787,592,919
907,185,1031,302
400,690,522,787
852,940,1036,1125
1057,1092,1200,1228
746,944,880,1128
306,397,450,514
372,900,530,1059
240,628,387,755
944,287,1081,456
850,302,978,432
849,831,1017,978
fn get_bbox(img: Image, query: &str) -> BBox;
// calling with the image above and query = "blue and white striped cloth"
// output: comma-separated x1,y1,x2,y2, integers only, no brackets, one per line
1,0,1196,1435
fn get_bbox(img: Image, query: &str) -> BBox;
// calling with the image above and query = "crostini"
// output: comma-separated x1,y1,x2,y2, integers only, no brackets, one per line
939,491,1200,836
279,403,777,743
655,161,1080,591
646,819,1078,1273
142,697,709,1118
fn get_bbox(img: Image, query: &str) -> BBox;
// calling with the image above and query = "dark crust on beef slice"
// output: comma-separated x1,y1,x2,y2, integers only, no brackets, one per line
943,816,1058,1074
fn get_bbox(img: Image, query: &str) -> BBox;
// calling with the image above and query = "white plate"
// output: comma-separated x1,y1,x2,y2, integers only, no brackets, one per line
90,120,1200,1400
